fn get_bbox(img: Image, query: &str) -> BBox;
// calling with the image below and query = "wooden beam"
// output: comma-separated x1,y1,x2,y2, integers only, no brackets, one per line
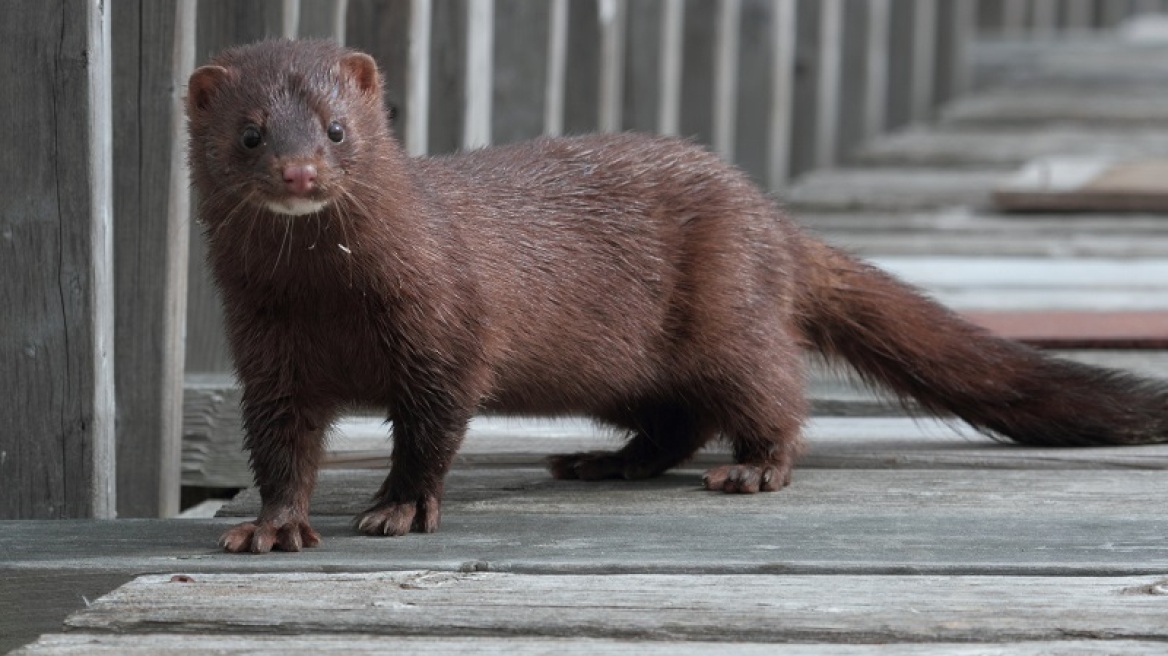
712,0,741,159
0,0,116,518
544,0,568,136
766,0,796,189
463,0,493,149
597,0,626,132
406,0,432,156
657,0,685,136
108,0,193,518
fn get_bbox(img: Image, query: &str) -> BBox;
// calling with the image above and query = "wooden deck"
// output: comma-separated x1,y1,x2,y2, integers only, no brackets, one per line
9,29,1168,656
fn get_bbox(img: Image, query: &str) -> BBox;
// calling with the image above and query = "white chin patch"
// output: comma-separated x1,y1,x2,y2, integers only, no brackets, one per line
267,198,329,216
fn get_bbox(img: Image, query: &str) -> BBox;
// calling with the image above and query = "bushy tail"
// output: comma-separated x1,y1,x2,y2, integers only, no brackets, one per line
793,236,1168,446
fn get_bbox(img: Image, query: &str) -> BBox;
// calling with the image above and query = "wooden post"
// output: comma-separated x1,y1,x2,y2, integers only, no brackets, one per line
814,0,843,168
864,0,891,139
0,0,115,519
108,0,194,518
767,0,796,189
463,0,494,148
407,0,432,155
597,0,626,132
658,0,685,136
545,0,569,136
910,0,938,122
712,0,741,159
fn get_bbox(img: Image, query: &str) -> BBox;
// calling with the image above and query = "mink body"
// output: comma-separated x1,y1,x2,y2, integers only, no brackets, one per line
187,40,1168,553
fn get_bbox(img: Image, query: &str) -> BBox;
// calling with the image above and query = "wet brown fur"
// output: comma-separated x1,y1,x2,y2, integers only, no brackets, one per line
187,40,1168,553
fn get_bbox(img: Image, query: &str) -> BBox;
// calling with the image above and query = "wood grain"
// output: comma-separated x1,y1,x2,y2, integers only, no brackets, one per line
60,571,1168,643
0,0,116,519
109,0,193,518
18,634,1168,655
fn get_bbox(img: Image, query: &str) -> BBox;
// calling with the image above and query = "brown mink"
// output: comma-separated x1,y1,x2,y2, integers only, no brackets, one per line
187,40,1168,553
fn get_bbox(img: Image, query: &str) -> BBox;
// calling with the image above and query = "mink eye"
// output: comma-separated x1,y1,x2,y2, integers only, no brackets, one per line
327,121,345,143
239,124,263,149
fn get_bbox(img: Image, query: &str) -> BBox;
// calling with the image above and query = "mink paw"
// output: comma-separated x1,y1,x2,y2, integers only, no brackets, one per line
354,495,442,536
702,463,789,494
219,518,321,554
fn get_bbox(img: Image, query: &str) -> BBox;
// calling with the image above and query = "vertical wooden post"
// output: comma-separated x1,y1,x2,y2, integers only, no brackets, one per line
864,0,891,139
597,0,627,132
283,0,301,37
407,0,432,155
545,0,569,136
109,0,194,518
712,0,741,159
910,0,938,122
0,0,116,519
814,0,843,168
658,0,685,136
767,0,797,189
463,0,494,148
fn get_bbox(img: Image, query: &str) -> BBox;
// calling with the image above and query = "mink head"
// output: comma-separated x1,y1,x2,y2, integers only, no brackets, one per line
186,40,392,219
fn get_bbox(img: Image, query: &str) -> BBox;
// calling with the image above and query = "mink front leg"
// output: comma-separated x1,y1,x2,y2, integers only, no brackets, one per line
219,394,333,554
355,410,467,537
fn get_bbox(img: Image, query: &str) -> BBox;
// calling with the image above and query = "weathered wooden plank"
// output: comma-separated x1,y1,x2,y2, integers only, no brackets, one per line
220,466,1168,519
941,89,1168,127
109,0,193,518
973,39,1168,89
800,209,1168,260
18,635,1168,656
0,0,116,519
856,127,1168,169
6,509,1168,575
784,167,1008,212
59,572,1168,643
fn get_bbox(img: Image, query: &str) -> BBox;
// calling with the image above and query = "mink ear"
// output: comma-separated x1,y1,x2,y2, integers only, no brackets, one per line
187,65,231,114
339,52,381,96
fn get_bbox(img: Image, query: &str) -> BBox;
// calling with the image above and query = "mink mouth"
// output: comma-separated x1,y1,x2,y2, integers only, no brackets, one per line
265,197,331,216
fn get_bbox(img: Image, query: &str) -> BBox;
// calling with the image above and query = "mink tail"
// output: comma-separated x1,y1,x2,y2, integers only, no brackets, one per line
793,235,1168,446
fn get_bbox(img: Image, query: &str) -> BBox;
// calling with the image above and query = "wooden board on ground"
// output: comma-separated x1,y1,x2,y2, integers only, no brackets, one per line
802,210,1168,258
23,571,1168,646
941,88,1168,128
19,635,1168,656
855,129,1168,169
995,157,1168,213
784,168,1008,212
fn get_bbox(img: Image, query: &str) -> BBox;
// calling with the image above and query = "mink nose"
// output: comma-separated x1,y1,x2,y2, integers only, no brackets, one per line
282,164,318,196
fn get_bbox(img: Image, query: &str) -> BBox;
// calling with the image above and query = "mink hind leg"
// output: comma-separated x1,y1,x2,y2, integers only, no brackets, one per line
548,400,715,481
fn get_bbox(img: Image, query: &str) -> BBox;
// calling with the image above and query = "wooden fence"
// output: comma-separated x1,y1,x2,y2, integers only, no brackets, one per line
2,0,1164,520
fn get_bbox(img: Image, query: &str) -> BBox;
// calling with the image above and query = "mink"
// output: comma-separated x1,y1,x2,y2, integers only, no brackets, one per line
186,40,1168,553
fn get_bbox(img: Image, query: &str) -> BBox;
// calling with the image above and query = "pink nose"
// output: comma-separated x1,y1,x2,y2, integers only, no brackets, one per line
283,164,318,196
